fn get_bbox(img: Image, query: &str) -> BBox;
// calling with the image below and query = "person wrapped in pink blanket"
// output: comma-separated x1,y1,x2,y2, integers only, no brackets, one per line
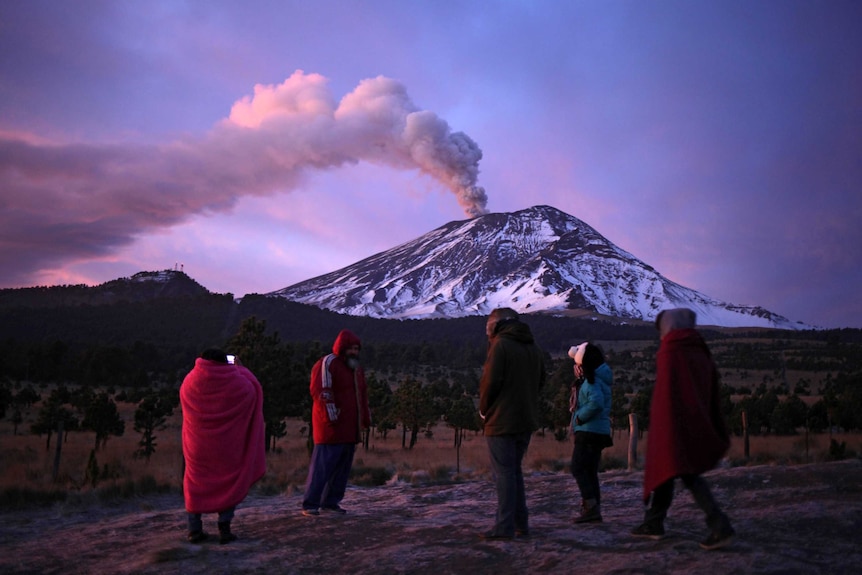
181,348,265,544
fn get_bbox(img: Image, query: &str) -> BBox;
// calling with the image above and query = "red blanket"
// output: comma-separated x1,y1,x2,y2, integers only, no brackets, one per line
181,359,266,513
643,329,729,501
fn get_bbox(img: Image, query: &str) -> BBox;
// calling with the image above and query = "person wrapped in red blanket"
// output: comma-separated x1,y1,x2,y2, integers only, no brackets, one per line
181,349,265,544
631,308,736,551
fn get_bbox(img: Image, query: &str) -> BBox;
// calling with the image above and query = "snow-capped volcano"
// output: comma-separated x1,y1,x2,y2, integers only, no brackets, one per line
271,205,808,329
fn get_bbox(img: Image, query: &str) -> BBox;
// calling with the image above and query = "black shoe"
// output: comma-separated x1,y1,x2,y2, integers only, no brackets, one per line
218,522,237,545
480,530,514,540
631,522,665,540
301,508,320,517
321,504,347,515
515,528,530,538
219,532,238,545
574,504,603,524
187,530,209,544
700,528,735,550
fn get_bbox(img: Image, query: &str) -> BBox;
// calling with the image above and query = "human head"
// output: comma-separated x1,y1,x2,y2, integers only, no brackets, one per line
333,329,361,359
568,342,604,382
200,348,228,363
655,308,697,339
486,307,519,338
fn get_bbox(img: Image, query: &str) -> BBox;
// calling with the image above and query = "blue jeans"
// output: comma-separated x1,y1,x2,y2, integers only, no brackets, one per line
486,432,532,536
188,507,234,532
303,443,356,510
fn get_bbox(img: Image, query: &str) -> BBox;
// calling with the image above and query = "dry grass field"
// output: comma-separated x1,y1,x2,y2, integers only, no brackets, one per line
2,404,859,505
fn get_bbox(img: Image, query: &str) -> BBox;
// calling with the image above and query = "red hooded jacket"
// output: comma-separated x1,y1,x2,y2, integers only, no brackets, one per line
310,329,371,444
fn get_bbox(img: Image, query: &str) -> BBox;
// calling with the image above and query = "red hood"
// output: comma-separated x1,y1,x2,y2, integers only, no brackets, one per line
333,329,361,356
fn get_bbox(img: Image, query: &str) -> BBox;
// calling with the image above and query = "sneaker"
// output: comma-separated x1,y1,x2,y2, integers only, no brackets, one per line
301,508,320,517
631,522,665,540
187,530,209,544
700,528,735,551
321,505,347,515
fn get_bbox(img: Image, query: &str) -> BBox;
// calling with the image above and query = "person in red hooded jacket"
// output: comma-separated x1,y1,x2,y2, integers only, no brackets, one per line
301,329,371,516
631,308,735,550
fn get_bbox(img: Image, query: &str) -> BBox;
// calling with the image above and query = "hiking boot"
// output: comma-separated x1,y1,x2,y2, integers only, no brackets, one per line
700,528,735,550
631,521,665,540
301,508,320,517
187,530,209,544
218,522,237,545
574,499,602,524
321,504,347,515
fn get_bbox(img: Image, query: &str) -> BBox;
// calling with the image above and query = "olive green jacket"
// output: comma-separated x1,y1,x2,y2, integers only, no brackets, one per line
479,319,546,436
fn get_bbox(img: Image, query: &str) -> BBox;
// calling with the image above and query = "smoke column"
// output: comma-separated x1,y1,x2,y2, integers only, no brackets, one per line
225,72,488,216
0,71,488,283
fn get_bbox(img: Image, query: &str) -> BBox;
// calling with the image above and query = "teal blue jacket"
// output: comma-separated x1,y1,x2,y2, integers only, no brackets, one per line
571,363,612,435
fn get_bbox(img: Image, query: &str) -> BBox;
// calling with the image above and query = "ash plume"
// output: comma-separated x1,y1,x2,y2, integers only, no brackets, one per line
0,71,487,284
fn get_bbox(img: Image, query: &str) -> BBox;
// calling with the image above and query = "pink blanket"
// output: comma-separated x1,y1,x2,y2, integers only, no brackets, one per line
181,358,266,513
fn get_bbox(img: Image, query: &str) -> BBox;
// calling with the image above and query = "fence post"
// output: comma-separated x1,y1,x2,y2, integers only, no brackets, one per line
628,413,638,472
52,419,64,483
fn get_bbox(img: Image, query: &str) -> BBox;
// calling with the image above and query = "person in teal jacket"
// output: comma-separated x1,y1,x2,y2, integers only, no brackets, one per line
568,342,613,523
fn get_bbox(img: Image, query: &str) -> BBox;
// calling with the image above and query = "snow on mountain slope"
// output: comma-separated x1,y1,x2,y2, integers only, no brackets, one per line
271,205,810,329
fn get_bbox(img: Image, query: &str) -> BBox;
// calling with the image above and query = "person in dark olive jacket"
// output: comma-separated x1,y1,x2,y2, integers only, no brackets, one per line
478,307,546,539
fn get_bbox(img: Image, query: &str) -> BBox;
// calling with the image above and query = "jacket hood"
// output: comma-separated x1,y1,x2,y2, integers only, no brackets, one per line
333,329,361,356
494,319,535,344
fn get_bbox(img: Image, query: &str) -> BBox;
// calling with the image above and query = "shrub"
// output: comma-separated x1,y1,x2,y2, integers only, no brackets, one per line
350,465,393,486
532,457,567,472
600,456,626,471
428,465,448,482
0,487,67,509
826,439,847,461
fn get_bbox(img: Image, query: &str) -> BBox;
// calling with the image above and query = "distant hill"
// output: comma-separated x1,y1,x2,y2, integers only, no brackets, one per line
0,270,210,309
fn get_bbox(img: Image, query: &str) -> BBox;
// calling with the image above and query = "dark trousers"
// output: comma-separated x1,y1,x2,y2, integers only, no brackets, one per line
486,432,532,536
644,474,732,533
571,440,603,503
302,443,356,510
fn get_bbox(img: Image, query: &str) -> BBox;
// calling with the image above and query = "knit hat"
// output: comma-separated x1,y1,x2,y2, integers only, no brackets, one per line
656,308,697,338
568,342,589,365
201,348,228,363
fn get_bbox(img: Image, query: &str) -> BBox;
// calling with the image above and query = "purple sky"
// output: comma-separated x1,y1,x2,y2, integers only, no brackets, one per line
1,1,860,328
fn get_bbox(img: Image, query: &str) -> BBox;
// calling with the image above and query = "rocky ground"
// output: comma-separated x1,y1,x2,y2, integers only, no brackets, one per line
2,459,860,575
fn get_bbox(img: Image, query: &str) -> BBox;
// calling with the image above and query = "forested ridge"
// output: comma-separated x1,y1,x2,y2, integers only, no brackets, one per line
2,274,862,462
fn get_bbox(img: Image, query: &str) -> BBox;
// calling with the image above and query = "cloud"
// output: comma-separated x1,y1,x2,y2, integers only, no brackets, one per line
0,71,487,285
